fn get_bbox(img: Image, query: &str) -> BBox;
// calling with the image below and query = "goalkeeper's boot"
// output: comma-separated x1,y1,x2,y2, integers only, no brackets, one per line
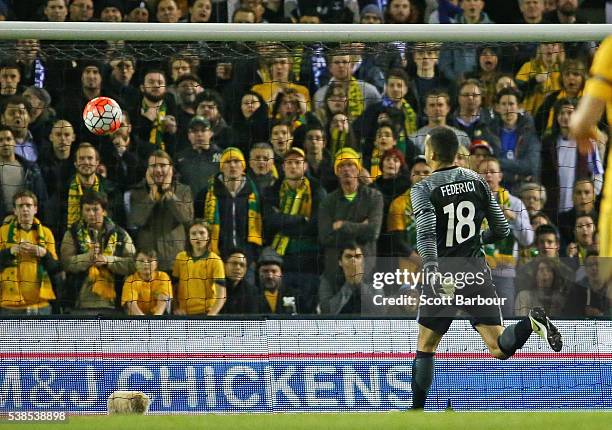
529,307,562,352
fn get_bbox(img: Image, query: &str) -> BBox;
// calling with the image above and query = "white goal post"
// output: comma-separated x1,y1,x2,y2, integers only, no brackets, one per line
0,22,609,42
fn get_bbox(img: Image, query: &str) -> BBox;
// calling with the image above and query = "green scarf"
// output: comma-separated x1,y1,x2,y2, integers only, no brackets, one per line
67,175,101,228
272,177,312,256
144,99,167,151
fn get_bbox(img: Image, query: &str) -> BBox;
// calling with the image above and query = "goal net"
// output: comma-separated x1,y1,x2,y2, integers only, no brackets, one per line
0,23,609,413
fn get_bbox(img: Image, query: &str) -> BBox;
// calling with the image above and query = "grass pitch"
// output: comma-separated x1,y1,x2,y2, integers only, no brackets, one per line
7,411,611,430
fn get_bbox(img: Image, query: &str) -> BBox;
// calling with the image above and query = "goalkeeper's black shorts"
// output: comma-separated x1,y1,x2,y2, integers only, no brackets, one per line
416,260,503,335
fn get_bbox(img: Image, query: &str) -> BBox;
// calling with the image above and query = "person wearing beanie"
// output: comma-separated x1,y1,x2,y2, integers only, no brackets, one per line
125,1,150,22
99,0,124,22
198,146,263,265
319,145,383,285
360,4,383,23
255,246,299,314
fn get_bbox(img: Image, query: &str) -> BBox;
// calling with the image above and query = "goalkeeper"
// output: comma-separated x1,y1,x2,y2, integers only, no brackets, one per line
410,128,563,409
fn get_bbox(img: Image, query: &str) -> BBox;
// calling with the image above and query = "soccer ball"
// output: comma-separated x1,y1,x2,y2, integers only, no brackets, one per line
83,97,123,136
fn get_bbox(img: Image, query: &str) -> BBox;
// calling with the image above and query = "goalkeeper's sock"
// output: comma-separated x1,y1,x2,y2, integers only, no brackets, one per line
497,317,532,358
411,350,435,409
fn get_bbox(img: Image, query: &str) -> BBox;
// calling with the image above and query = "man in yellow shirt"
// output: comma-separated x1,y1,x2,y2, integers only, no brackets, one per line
121,249,172,316
570,36,612,283
0,190,61,314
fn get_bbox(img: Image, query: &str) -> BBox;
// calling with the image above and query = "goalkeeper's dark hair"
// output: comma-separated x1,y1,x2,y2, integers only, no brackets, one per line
427,126,459,164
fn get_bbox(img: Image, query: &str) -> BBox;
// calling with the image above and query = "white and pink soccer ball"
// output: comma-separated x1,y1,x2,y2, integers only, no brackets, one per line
83,96,123,136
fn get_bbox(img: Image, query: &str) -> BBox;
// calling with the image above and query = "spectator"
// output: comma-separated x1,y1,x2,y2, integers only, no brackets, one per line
106,55,140,115
60,190,135,314
365,121,403,179
43,0,68,22
326,112,360,160
99,0,124,22
516,42,564,115
247,142,277,191
156,0,182,22
125,1,150,22
231,90,269,154
566,212,596,266
189,0,213,22
0,126,47,223
0,61,24,102
316,83,350,127
255,246,298,314
220,248,258,314
515,257,568,317
410,43,453,115
515,224,574,295
519,182,547,217
558,178,597,244
251,53,311,113
467,139,496,172
534,58,586,136
200,147,263,263
318,147,383,284
23,86,54,144
232,7,256,23
263,147,326,313
173,220,226,315
517,0,548,23
569,251,612,317
269,119,294,172
354,69,418,152
429,0,462,23
384,0,414,23
99,114,145,192
451,0,493,23
371,147,412,265
541,98,604,223
411,90,471,153
489,87,541,189
56,60,106,141
271,88,315,133
360,4,383,23
313,50,381,117
68,0,94,22
130,70,178,158
128,149,193,271
174,74,204,149
319,242,379,315
0,190,61,315
121,249,172,315
1,95,40,163
194,90,233,149
449,79,500,146
479,156,533,316
543,0,587,24
64,143,121,231
469,47,502,109
302,123,337,193
176,116,221,198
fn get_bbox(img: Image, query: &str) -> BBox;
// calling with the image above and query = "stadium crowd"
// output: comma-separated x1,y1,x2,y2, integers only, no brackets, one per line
0,0,609,318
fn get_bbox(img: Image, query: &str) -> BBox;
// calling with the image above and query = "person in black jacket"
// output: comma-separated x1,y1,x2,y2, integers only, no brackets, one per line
263,147,326,313
255,247,299,314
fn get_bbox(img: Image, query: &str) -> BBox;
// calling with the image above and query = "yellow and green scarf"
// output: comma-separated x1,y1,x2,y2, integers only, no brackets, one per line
3,217,55,303
347,77,366,119
400,99,418,136
144,99,167,152
271,177,313,256
67,174,100,228
74,218,119,300
204,176,263,255
369,147,386,179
